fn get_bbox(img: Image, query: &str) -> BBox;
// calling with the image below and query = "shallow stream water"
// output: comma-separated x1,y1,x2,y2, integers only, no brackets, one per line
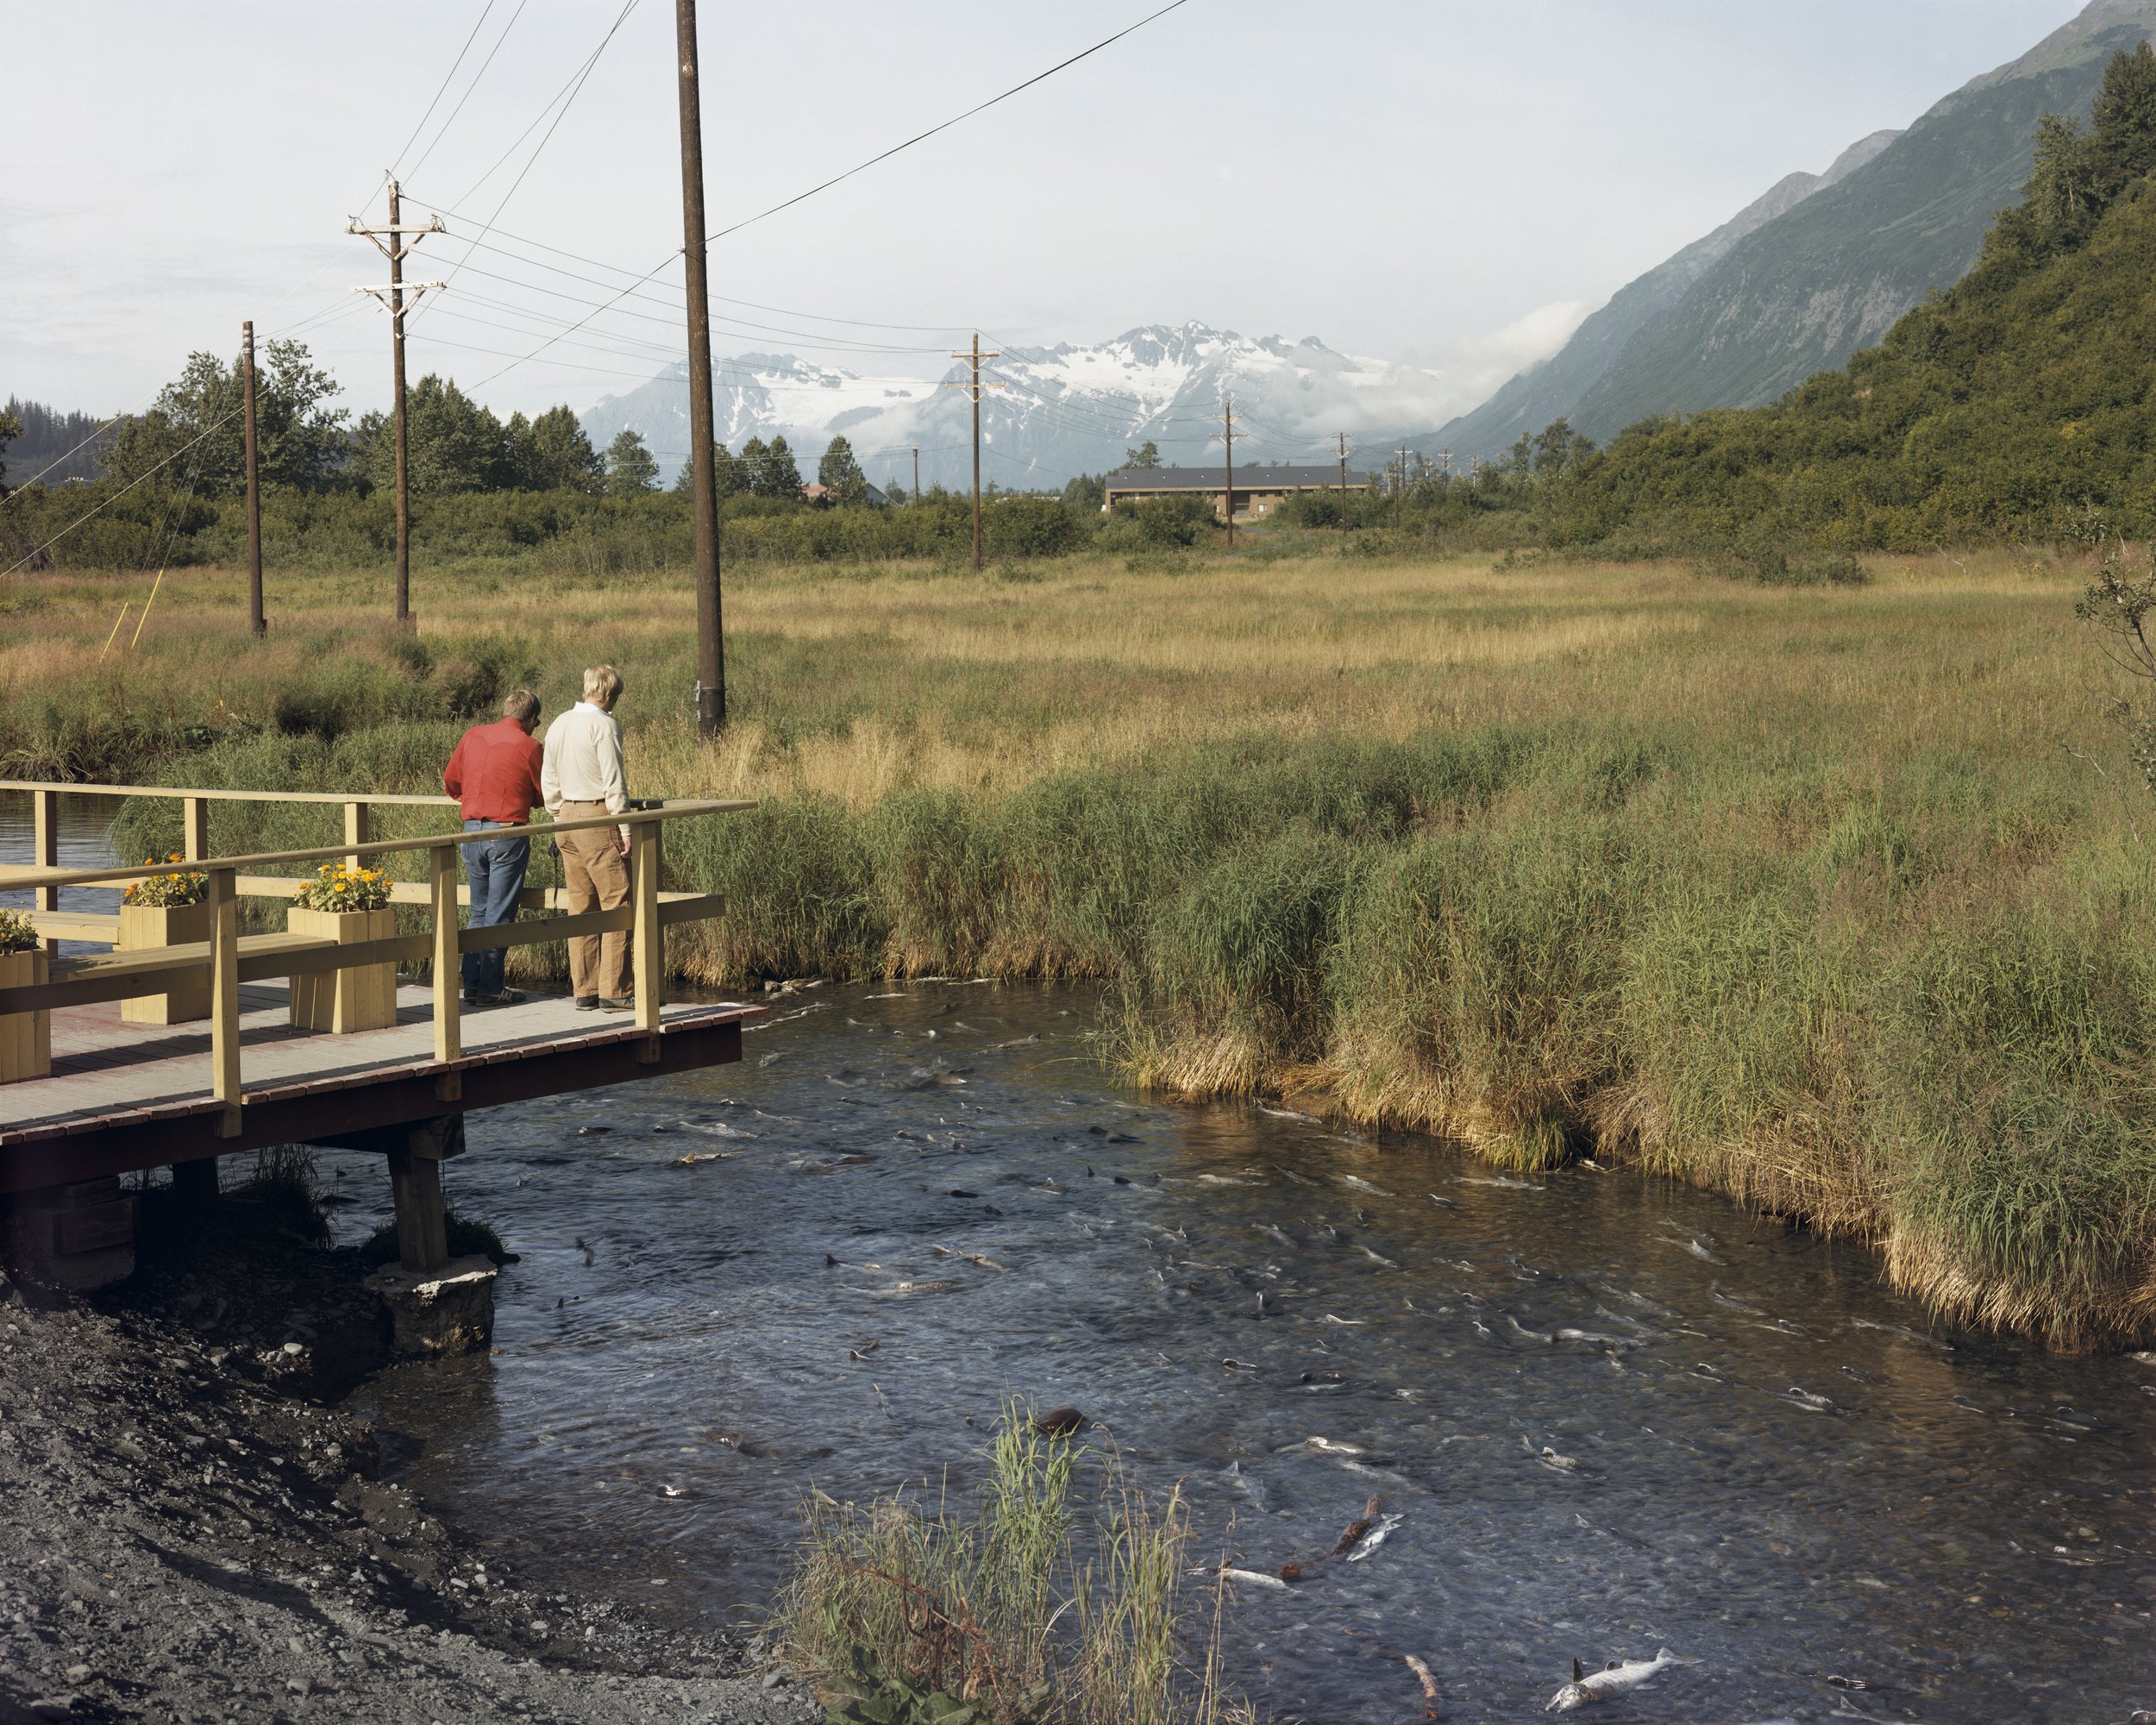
325,982,2156,1724
8,799,2153,1721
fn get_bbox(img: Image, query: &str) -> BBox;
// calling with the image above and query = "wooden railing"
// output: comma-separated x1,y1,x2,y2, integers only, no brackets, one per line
0,794,752,1135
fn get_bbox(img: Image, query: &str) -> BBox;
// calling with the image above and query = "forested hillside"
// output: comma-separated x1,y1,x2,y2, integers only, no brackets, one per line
1543,42,2156,550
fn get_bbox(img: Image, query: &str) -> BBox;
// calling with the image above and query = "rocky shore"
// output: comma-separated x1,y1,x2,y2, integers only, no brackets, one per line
0,1189,818,1725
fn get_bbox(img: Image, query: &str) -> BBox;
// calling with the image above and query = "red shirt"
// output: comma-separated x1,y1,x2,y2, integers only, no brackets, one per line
443,718,545,824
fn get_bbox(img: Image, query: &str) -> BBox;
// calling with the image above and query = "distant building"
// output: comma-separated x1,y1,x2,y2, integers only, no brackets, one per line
802,482,890,507
1100,463,1370,521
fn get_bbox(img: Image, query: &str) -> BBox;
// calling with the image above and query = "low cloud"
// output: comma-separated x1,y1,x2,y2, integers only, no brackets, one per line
1402,297,1602,416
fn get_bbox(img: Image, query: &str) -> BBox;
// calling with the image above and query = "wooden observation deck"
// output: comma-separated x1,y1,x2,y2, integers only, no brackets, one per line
0,784,763,1291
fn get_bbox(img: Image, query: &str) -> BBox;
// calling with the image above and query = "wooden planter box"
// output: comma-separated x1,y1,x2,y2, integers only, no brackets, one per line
0,949,51,1083
288,906,398,1033
119,900,213,1025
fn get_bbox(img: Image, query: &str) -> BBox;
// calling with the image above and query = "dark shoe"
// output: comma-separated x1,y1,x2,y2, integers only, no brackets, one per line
599,996,634,1012
573,995,600,1012
491,988,528,1005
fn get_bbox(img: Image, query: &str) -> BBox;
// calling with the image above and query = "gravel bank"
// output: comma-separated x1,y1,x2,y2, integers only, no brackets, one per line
0,1192,819,1725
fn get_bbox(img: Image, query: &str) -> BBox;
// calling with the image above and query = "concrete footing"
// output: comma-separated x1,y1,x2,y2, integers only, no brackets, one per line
363,1255,498,1359
3,1176,136,1290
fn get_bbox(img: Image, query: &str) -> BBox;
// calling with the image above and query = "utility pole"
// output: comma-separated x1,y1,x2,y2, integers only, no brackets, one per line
349,180,443,626
242,321,265,638
1438,448,1454,479
1223,398,1238,549
675,0,725,735
1332,430,1352,493
1208,398,1243,549
944,333,1001,570
1395,442,1408,532
912,443,920,505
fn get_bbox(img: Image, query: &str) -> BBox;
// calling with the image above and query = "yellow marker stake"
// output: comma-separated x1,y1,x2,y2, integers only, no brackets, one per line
129,568,164,650
99,603,133,662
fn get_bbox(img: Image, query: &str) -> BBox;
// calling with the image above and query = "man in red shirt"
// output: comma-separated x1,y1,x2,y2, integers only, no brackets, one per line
442,689,546,1005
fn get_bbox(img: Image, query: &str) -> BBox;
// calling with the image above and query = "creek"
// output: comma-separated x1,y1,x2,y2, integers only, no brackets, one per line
9,797,2154,1722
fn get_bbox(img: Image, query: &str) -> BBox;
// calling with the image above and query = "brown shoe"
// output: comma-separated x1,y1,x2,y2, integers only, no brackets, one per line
599,996,634,1012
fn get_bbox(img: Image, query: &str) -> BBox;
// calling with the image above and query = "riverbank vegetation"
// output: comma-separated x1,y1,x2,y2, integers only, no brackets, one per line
776,1405,1240,1725
9,544,2154,1351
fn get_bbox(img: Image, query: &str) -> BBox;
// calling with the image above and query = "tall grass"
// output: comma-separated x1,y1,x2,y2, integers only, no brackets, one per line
10,548,2156,1346
775,1406,1240,1725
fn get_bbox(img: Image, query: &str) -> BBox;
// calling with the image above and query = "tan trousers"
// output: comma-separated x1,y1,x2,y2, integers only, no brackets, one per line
557,801,631,1000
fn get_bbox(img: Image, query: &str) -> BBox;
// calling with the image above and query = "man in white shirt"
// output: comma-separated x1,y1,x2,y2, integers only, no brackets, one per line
540,663,633,1010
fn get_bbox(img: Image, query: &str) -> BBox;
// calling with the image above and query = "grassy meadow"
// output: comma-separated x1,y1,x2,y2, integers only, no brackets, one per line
9,543,2156,1350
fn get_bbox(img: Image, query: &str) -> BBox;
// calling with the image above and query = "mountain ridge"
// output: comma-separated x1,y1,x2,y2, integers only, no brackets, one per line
1440,0,2156,457
580,322,1469,491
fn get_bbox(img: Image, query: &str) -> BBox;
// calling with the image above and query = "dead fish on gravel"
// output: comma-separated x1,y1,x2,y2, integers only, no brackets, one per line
1359,1246,1401,1269
1297,1436,1369,1456
669,1151,736,1168
1538,1447,1582,1472
1460,1175,1540,1190
1199,1174,1259,1186
962,1253,1009,1272
1783,1386,1833,1412
1256,1223,1296,1247
1220,1358,1258,1371
1555,1328,1633,1349
1506,1316,1555,1345
1217,1565,1291,1591
1258,1104,1320,1123
1340,1175,1393,1195
1428,1193,1457,1208
1545,1649,1699,1712
849,1341,881,1361
1319,1313,1367,1327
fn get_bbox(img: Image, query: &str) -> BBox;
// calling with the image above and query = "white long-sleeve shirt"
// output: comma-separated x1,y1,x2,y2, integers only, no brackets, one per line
542,701,628,817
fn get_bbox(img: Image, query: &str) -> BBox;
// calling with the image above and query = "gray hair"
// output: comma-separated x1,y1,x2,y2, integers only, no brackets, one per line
581,664,624,709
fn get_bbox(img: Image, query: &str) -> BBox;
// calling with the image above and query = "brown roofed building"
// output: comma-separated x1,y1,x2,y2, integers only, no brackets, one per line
1100,462,1371,521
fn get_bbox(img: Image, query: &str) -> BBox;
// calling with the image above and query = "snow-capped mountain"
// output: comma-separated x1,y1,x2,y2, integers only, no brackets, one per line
579,323,1467,491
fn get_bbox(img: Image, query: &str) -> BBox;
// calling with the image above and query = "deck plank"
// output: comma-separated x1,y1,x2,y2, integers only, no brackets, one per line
0,982,760,1144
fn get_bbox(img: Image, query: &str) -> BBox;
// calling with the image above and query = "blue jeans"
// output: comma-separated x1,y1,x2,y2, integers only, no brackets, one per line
461,819,531,998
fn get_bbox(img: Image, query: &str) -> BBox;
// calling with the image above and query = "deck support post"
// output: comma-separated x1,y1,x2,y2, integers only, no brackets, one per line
630,817,662,1058
170,1157,219,1209
344,800,370,871
385,1144,449,1273
367,1115,494,1358
208,867,241,1137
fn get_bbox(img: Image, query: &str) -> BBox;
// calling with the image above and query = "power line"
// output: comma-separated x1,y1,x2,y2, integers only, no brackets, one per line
0,405,244,580
0,415,122,501
460,0,1191,390
705,0,1188,250
412,218,975,334
418,0,640,325
391,0,504,180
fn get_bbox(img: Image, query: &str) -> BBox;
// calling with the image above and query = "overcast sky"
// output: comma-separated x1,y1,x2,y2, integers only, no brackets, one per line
1,0,2094,422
